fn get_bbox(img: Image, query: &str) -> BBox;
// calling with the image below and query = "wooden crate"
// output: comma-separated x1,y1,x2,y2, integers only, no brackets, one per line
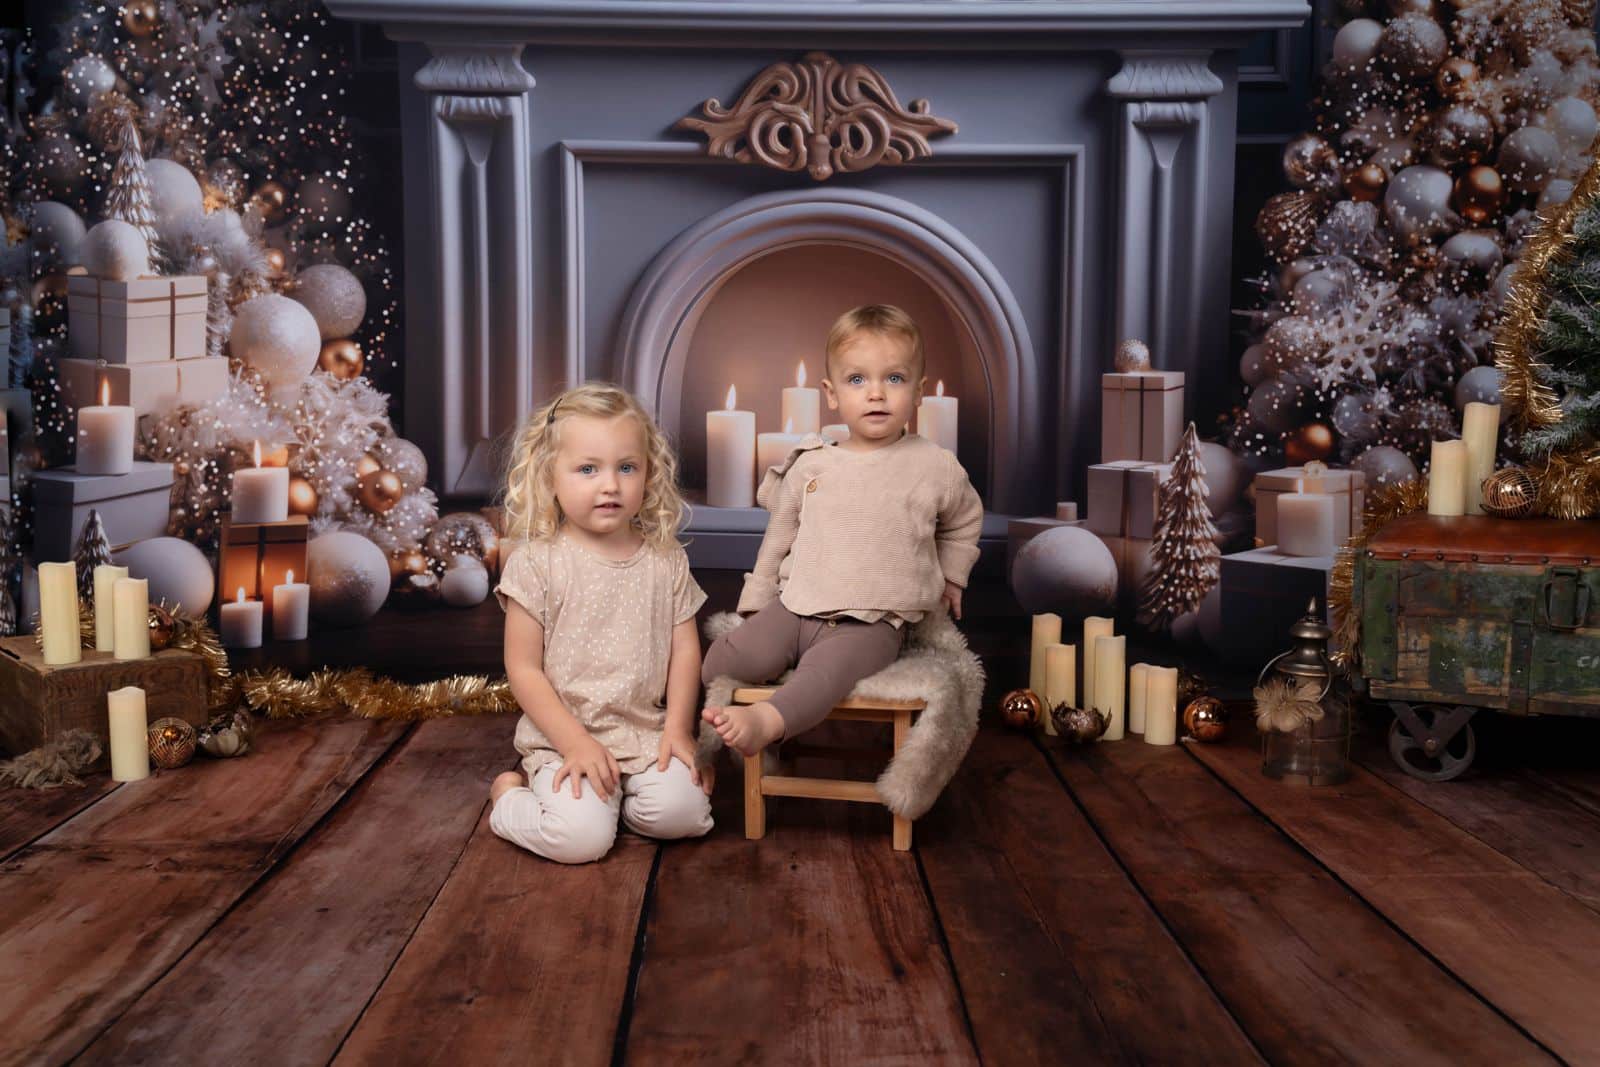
0,636,210,758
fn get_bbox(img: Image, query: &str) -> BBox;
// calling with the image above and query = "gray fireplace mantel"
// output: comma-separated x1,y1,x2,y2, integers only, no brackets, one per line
328,0,1307,513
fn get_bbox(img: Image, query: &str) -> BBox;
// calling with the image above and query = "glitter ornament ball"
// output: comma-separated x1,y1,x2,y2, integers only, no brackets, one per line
1424,104,1494,167
1282,134,1341,194
308,531,391,627
318,339,365,381
999,689,1043,730
1377,12,1447,81
297,175,353,225
1255,191,1324,263
145,159,204,224
1010,526,1119,618
1262,316,1325,373
230,294,322,398
426,512,500,572
1114,338,1152,372
1498,127,1561,196
292,264,367,340
372,437,428,492
1353,445,1420,488
26,201,86,269
1454,365,1503,409
82,220,150,281
63,55,116,108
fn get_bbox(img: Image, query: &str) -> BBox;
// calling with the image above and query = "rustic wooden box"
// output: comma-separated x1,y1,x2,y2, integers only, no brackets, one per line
0,636,210,758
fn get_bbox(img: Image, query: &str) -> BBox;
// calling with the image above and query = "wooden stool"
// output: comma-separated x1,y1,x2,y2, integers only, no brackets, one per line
732,686,925,851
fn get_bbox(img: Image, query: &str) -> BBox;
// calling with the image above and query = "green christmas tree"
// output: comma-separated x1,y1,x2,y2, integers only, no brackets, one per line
1524,194,1600,457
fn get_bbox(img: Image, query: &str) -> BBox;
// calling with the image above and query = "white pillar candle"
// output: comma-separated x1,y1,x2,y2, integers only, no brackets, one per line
93,563,128,652
1129,663,1152,734
820,424,850,445
1092,634,1127,741
1029,613,1061,695
74,377,135,476
107,685,149,782
1081,616,1114,710
706,385,756,508
1462,402,1501,515
1427,439,1467,517
1144,666,1180,746
232,440,290,524
38,561,80,666
756,417,803,478
220,586,264,649
1277,492,1337,557
271,569,310,641
1042,642,1075,737
916,380,959,454
1055,502,1078,521
113,576,149,660
781,361,821,436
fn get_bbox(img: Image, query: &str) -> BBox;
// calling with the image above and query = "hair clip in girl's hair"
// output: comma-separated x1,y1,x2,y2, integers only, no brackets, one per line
546,401,560,425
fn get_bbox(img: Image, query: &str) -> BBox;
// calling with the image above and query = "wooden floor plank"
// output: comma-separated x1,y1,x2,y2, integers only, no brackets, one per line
0,777,118,862
1194,737,1600,1064
626,742,977,1065
79,713,516,1066
333,791,655,1064
918,728,1261,1064
0,717,407,1067
1051,738,1549,1066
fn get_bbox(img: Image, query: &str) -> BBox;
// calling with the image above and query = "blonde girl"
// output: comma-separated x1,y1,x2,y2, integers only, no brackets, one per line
490,383,712,864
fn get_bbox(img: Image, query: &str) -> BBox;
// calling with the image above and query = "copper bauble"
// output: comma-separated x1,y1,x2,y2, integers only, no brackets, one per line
1282,133,1341,195
1114,338,1152,372
148,717,197,769
1255,191,1325,264
1425,104,1495,166
1183,697,1229,743
122,0,159,36
1377,13,1447,81
389,548,429,583
318,338,364,381
356,454,381,478
1284,421,1336,465
1435,57,1478,100
287,475,318,516
147,604,176,651
1346,163,1387,203
1262,315,1326,373
1051,703,1111,744
263,247,286,275
999,689,1043,730
251,180,288,223
425,512,501,574
1481,467,1538,518
1453,165,1505,226
357,469,403,513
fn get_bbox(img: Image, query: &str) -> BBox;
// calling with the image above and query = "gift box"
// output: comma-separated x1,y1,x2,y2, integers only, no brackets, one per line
219,513,309,626
1254,465,1366,549
1088,460,1159,537
61,356,179,413
1218,547,1333,663
1126,462,1174,541
67,274,207,363
31,462,175,563
173,356,229,407
1101,370,1184,463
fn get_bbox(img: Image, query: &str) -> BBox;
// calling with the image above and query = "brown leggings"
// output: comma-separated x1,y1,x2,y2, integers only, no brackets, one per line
702,601,904,738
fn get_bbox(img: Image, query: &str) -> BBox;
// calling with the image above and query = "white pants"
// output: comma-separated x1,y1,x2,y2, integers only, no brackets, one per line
489,757,713,864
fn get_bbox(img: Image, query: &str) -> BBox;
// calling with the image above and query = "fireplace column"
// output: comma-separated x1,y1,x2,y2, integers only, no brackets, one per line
1106,52,1225,380
413,44,535,496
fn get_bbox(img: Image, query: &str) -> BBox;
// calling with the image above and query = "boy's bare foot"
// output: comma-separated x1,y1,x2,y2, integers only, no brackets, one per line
490,770,524,803
703,701,785,757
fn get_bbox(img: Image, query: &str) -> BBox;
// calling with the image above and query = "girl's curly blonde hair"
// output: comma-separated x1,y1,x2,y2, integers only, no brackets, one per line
500,383,687,552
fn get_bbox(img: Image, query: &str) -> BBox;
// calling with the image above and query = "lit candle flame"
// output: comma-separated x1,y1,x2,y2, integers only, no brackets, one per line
784,417,794,434
796,361,807,389
99,377,110,407
725,384,737,411
252,440,262,469
936,380,946,397
235,587,246,604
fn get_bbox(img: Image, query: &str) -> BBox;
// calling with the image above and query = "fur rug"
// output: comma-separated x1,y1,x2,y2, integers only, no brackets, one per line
698,610,984,820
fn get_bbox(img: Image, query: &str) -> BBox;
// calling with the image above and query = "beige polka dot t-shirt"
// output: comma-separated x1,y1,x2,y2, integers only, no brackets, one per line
495,532,707,776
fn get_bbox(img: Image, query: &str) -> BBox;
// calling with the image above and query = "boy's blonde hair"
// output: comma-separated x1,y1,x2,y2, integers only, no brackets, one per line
824,304,925,381
500,383,686,552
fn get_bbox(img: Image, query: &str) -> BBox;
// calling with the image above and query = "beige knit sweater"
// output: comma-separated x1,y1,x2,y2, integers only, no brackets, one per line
737,432,984,624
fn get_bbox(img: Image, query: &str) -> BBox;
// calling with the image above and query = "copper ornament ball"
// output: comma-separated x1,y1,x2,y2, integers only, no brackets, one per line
318,338,364,381
1183,697,1229,743
148,717,197,769
258,442,290,468
357,469,403,514
1345,163,1387,203
122,0,159,36
999,689,1043,730
1453,166,1505,226
251,180,288,223
1435,56,1478,100
287,475,319,516
263,247,286,275
356,454,381,478
147,604,177,651
1284,421,1336,465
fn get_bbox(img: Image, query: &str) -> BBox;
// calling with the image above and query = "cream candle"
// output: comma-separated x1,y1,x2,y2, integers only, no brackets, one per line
1081,616,1114,710
1029,613,1061,696
820,424,850,446
38,561,80,666
271,569,310,641
1277,492,1337,557
220,587,264,649
916,380,959,454
1092,634,1127,741
107,685,149,782
781,361,821,436
1055,502,1078,521
1129,663,1152,734
706,385,756,508
113,576,149,660
232,440,290,524
1462,401,1501,515
1043,642,1075,737
93,563,128,652
75,376,135,476
1428,439,1467,517
1144,667,1180,746
756,417,803,478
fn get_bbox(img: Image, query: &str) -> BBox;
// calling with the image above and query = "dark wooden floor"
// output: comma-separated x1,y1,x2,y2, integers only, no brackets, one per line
6,578,1600,1065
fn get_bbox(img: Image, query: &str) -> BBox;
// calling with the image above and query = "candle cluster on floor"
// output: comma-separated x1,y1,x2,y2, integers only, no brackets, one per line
1027,612,1179,746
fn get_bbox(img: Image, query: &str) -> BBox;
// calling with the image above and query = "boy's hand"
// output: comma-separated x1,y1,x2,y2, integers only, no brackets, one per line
941,580,964,620
553,735,620,801
657,728,707,793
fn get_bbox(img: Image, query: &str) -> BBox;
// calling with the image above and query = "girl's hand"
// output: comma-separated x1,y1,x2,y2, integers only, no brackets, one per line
553,736,621,801
941,580,964,620
657,729,708,794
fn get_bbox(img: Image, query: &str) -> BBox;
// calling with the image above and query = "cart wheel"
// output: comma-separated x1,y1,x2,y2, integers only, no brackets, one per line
1388,705,1476,782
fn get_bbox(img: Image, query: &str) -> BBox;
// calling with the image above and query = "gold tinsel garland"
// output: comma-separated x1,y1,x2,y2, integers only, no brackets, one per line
239,667,516,721
1327,477,1431,672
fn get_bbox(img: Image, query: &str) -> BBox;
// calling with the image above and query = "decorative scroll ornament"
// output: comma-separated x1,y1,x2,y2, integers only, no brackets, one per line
675,52,957,181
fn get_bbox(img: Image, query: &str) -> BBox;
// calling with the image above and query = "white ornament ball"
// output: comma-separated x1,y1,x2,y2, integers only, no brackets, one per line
1455,365,1503,409
145,159,204,223
1539,96,1599,154
231,293,322,398
440,556,490,608
1384,165,1458,245
1196,441,1244,515
1354,445,1420,488
1239,344,1269,388
1439,230,1503,277
82,219,150,281
113,537,216,616
373,437,428,492
1332,18,1383,68
1539,179,1576,211
292,264,367,340
308,531,391,627
1490,263,1518,308
63,55,116,108
1010,526,1118,619
27,201,87,268
1498,127,1561,196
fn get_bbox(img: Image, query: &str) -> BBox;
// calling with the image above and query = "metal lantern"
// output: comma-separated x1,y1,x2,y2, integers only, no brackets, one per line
1258,598,1350,785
